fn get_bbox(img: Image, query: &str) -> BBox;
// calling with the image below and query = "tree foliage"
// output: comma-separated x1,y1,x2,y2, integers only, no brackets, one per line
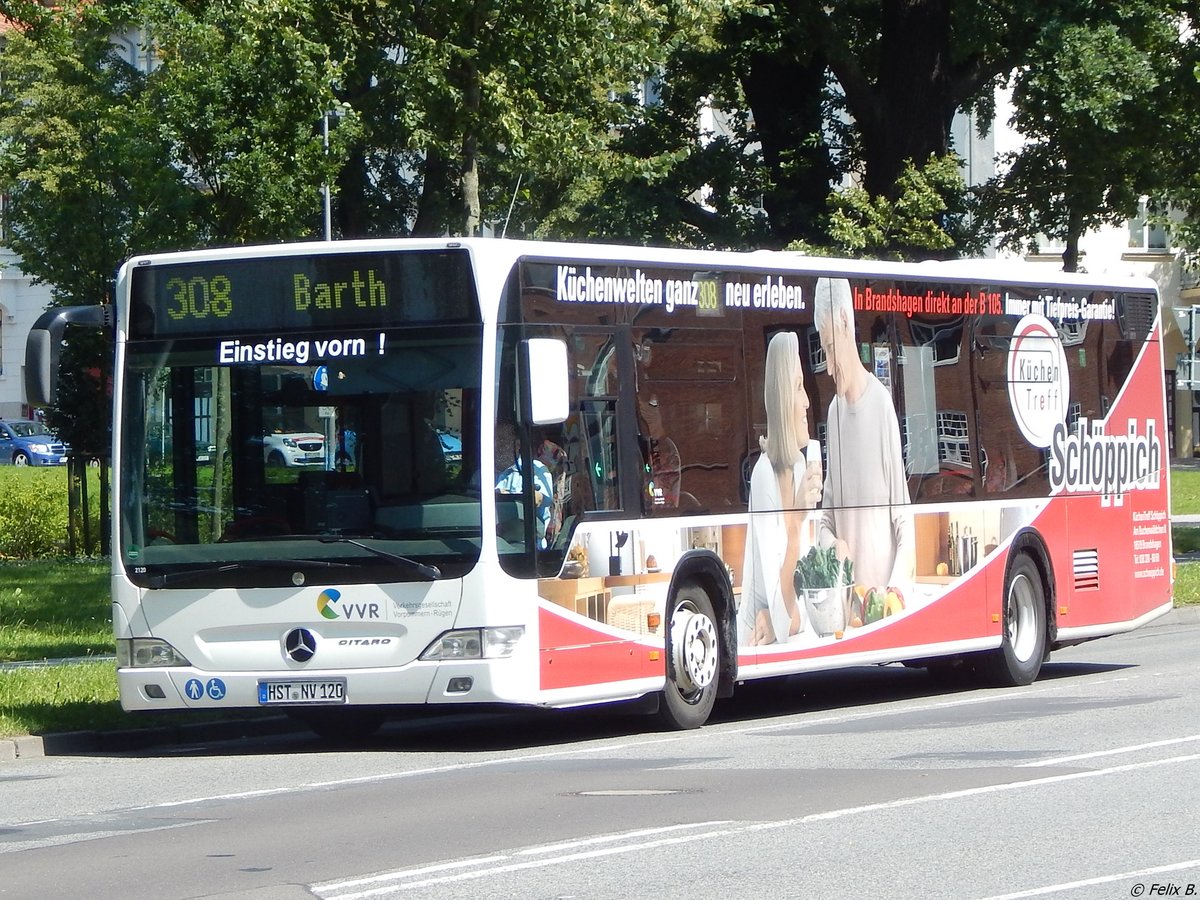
818,154,981,259
539,2,838,250
140,0,355,243
977,5,1199,271
301,0,700,238
2,0,1200,273
535,10,777,249
0,1,194,303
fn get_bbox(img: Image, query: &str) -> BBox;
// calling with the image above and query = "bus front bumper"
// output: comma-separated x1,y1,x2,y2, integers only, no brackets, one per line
117,662,532,712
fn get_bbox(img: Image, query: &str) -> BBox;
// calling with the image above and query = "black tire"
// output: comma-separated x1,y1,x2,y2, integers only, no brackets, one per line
982,553,1047,686
923,656,981,688
658,581,721,729
266,450,287,468
290,707,386,741
13,451,29,466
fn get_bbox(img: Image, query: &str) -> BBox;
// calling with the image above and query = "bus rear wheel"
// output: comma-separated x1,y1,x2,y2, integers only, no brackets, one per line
983,553,1047,686
659,581,720,730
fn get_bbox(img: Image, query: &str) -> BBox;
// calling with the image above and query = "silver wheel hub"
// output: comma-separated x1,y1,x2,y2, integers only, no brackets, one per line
670,605,718,695
1006,573,1038,663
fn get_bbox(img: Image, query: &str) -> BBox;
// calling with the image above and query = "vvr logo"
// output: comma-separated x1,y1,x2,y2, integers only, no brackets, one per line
316,588,380,620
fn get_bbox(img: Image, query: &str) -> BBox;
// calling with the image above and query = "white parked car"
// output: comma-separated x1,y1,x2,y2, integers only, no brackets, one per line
262,432,325,467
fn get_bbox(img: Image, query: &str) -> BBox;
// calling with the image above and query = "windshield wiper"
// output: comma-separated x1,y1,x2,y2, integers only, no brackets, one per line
316,536,442,580
146,557,354,589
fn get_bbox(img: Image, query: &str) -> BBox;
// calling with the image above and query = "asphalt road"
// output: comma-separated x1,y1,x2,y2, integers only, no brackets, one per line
2,618,1198,900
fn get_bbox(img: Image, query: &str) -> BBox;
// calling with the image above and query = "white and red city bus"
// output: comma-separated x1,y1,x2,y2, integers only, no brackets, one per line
27,239,1172,734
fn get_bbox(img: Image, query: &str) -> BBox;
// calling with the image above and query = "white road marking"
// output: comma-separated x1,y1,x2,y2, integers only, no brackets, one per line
514,822,734,856
975,858,1200,899
1017,733,1200,767
318,826,743,899
312,822,733,898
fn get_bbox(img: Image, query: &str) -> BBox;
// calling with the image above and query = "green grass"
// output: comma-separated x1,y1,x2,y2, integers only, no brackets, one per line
1175,561,1200,605
0,559,272,738
1172,469,1200,515
0,559,111,662
0,559,119,737
0,662,270,738
0,662,125,737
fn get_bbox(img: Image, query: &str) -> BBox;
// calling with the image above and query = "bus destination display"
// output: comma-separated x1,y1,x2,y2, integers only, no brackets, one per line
128,248,479,339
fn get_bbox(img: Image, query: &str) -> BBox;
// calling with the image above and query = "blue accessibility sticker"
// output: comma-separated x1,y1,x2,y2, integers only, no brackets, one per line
206,678,227,701
184,678,204,701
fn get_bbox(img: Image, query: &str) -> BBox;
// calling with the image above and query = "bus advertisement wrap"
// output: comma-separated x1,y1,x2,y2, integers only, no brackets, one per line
521,258,1168,704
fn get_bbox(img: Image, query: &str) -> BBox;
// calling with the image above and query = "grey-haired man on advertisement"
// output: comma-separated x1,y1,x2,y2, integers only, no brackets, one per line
813,277,915,595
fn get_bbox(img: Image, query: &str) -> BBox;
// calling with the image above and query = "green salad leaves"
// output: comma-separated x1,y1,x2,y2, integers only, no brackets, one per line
793,546,853,591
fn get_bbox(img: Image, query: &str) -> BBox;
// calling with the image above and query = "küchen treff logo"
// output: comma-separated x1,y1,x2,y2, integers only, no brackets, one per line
1007,314,1069,449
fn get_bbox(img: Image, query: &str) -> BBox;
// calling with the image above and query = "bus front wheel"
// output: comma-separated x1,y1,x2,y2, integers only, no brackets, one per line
659,581,720,730
984,553,1047,686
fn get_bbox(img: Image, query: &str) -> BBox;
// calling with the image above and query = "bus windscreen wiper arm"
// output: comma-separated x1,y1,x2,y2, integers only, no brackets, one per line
148,557,354,588
316,536,442,580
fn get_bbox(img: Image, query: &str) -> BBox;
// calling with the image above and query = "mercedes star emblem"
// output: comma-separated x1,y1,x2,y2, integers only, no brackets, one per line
284,627,317,662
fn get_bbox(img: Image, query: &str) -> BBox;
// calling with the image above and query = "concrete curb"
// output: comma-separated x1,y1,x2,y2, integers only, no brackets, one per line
1164,605,1200,625
1,713,304,760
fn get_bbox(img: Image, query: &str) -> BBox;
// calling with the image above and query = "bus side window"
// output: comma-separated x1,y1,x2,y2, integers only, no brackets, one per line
631,328,746,513
581,399,620,512
568,330,623,514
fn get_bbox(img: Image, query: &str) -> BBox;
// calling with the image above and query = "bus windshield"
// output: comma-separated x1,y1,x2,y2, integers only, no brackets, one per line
119,319,482,589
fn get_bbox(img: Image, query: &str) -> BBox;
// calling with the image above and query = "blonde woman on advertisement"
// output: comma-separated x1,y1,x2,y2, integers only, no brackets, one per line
739,331,823,646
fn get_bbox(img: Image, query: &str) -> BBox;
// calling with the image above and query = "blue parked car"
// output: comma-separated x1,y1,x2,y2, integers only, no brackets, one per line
0,419,69,466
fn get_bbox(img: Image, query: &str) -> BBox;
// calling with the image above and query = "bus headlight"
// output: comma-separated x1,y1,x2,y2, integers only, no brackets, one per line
116,638,191,668
419,626,524,661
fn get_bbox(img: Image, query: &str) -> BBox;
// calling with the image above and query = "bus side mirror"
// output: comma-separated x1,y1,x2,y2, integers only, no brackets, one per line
521,338,569,425
24,305,113,406
25,327,54,408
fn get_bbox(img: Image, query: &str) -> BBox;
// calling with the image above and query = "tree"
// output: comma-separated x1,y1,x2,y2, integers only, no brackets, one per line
0,1,189,493
817,154,981,259
537,0,1024,253
978,7,1198,271
534,2,841,250
533,15,778,249
0,2,199,304
0,0,356,552
138,0,357,243
1151,31,1200,268
288,0,708,239
571,0,1200,259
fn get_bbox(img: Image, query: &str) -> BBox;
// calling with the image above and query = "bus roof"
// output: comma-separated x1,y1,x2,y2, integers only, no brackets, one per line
121,237,1160,295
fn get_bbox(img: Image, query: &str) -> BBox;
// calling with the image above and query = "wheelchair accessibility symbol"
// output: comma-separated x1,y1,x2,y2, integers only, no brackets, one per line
206,678,226,700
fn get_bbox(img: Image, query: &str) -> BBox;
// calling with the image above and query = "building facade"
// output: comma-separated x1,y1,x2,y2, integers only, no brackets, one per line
0,246,54,420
